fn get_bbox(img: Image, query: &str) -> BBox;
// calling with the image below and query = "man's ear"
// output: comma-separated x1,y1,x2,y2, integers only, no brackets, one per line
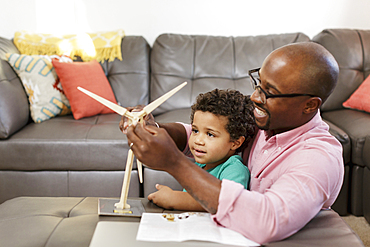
303,97,322,114
231,136,245,150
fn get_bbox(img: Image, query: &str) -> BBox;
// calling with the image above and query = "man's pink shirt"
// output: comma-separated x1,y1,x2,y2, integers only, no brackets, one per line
181,112,344,244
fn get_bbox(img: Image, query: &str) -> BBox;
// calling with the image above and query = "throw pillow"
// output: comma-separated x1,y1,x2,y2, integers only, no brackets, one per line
343,74,370,113
6,54,72,123
52,59,117,120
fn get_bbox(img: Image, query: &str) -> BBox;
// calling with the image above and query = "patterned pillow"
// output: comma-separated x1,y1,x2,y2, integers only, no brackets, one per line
6,54,72,123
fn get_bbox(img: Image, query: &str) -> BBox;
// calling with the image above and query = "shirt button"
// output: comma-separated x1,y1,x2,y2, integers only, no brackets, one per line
263,150,268,155
278,147,281,151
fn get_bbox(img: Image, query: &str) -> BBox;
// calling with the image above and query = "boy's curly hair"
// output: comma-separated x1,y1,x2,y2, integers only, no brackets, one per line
190,89,256,153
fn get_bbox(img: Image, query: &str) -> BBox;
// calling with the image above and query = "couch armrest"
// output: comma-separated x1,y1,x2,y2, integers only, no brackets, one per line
323,118,351,164
0,37,29,139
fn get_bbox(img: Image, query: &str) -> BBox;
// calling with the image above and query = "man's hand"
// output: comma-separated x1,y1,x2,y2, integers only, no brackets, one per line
126,122,185,172
118,105,156,134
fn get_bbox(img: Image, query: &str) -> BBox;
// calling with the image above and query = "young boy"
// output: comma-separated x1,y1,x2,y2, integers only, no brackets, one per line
148,89,256,211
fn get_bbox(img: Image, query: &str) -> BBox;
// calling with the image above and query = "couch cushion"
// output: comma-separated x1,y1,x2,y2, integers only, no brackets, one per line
150,33,310,116
0,114,134,171
143,168,183,198
313,29,370,112
102,36,150,108
155,108,192,124
0,37,29,139
0,170,140,204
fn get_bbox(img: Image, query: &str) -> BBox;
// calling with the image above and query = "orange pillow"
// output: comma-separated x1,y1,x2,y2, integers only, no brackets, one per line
343,75,370,113
52,59,117,120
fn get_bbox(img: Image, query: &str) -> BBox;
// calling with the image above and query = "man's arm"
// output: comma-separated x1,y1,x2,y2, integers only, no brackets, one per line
168,156,222,213
126,123,221,213
212,148,343,244
157,122,188,152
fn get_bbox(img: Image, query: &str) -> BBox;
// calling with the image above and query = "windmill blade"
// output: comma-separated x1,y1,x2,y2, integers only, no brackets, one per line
77,87,130,117
143,82,187,115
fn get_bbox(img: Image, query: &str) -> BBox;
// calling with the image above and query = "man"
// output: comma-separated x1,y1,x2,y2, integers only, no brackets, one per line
122,42,344,244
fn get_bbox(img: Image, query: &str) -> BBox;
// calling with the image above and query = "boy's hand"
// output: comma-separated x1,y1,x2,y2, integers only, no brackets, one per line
147,184,175,209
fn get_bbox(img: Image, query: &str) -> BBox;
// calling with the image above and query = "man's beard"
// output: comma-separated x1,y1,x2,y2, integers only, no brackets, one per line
256,119,270,131
255,111,270,131
253,104,270,131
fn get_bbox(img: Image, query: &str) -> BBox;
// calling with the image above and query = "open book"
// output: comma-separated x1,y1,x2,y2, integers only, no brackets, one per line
136,212,260,246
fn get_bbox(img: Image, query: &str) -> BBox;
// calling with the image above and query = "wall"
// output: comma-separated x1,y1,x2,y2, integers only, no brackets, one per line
1,0,370,45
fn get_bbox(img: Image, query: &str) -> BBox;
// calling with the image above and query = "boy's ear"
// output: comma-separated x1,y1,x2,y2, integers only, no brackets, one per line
231,136,245,150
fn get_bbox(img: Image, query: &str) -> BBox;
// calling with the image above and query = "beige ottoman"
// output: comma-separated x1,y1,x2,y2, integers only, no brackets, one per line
0,197,365,247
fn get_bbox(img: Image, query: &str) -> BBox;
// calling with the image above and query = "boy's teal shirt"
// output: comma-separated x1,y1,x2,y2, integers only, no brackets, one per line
185,155,250,190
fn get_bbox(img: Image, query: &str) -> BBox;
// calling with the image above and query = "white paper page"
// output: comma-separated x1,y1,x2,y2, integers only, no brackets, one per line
137,213,260,246
178,212,221,242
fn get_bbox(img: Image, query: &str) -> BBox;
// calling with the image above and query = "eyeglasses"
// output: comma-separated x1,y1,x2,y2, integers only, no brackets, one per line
248,68,318,104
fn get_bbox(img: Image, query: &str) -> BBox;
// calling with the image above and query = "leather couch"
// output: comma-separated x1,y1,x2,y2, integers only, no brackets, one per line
0,30,368,223
0,36,150,202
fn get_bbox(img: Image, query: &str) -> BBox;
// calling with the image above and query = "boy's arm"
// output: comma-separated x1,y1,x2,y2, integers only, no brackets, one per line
148,184,206,211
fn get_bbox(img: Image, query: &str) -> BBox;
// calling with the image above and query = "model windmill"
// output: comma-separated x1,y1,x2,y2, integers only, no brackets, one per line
78,82,187,212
